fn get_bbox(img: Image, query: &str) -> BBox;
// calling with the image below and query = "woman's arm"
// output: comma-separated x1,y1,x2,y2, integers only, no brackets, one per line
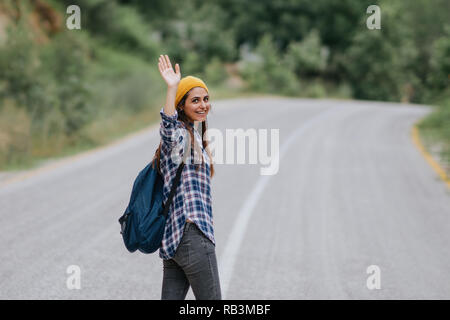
158,54,181,116
158,54,186,164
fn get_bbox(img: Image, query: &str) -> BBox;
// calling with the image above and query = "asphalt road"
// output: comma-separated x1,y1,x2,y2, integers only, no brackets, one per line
1,97,449,299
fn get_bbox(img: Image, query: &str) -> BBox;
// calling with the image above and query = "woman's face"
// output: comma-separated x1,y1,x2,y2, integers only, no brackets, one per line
182,87,210,123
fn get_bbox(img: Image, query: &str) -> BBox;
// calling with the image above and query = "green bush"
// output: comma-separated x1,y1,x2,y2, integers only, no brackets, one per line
240,34,300,96
0,1,165,168
427,25,450,94
204,57,228,86
39,31,93,136
181,51,204,76
0,23,49,122
284,30,327,77
342,28,418,102
87,44,162,113
185,2,237,62
418,91,450,166
301,79,327,98
59,0,160,60
0,100,32,168
162,1,237,64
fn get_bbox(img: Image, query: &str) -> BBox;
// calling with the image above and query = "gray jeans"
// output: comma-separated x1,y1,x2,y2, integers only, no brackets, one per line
161,222,222,300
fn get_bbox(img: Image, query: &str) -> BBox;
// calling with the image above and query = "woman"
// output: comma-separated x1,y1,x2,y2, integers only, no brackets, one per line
153,54,221,300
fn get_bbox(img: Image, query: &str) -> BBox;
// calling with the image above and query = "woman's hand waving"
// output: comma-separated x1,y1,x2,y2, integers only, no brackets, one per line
158,54,181,88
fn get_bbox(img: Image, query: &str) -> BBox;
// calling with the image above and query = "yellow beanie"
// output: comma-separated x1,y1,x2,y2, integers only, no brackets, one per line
175,76,209,108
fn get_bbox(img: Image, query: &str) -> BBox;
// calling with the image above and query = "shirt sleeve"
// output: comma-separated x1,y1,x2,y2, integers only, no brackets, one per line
159,107,186,156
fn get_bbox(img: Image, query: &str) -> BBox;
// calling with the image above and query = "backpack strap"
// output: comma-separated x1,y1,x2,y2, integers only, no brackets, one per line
162,162,185,218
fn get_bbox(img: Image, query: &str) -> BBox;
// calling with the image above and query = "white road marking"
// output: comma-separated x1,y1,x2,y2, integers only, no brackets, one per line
219,105,346,299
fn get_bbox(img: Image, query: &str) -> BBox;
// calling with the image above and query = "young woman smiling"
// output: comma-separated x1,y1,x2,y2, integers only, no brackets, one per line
153,54,221,300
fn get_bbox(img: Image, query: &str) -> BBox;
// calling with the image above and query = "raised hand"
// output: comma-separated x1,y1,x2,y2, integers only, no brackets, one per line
158,54,181,88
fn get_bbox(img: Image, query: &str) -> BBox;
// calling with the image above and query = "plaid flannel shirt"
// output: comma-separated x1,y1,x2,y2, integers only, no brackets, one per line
158,107,215,260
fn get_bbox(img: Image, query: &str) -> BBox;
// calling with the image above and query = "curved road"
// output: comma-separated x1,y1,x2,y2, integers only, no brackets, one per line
0,97,449,299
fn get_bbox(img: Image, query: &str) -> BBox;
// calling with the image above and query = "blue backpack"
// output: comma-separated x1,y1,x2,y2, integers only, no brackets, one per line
118,159,184,254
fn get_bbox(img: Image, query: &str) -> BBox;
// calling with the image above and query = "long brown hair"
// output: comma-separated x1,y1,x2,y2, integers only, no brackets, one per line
152,89,215,178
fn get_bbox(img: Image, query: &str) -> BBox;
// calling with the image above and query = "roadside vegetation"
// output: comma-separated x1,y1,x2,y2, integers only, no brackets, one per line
0,0,448,174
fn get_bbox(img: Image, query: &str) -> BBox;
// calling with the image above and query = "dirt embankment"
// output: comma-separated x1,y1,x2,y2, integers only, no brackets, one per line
0,0,62,44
